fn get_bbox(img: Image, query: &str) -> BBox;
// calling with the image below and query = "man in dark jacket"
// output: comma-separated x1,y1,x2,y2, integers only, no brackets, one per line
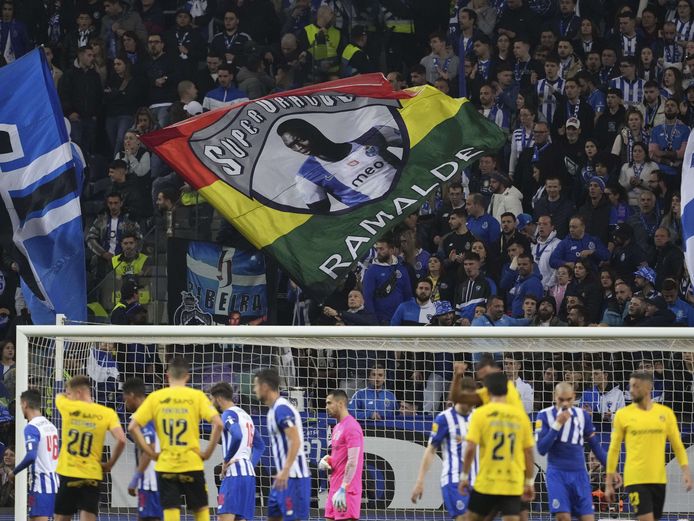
165,9,205,79
58,44,102,155
533,176,575,238
609,223,647,284
577,177,611,245
639,295,676,327
651,227,684,290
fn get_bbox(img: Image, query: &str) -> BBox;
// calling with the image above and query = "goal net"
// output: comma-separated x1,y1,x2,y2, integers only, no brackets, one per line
14,325,694,520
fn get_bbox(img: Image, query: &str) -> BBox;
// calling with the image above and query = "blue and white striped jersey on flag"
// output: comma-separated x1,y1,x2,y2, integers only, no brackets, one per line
267,397,311,478
25,416,59,494
0,49,86,324
139,421,159,491
681,132,694,283
222,406,256,478
429,407,478,486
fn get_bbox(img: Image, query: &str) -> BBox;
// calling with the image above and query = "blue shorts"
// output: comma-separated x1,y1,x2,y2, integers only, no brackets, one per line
546,467,594,516
138,489,163,519
28,490,55,517
267,477,311,521
442,482,469,518
218,474,256,519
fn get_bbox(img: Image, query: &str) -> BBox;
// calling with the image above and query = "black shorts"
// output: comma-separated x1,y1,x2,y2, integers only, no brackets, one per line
468,489,521,517
157,470,208,510
54,475,100,515
626,484,666,519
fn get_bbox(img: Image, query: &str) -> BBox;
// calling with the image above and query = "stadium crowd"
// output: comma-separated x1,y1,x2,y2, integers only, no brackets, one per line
3,0,694,506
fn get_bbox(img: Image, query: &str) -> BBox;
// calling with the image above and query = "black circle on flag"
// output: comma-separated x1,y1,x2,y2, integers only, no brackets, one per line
252,104,409,215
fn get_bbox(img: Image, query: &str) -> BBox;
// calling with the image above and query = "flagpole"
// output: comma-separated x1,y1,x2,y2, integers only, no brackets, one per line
681,130,694,285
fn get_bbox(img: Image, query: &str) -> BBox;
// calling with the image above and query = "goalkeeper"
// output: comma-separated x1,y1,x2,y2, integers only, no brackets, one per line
321,390,364,521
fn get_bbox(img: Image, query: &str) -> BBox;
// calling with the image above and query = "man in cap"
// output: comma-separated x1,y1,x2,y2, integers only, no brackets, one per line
516,213,537,243
634,266,658,299
640,295,676,327
110,278,139,325
609,223,647,283
340,25,372,76
577,176,611,244
531,296,566,326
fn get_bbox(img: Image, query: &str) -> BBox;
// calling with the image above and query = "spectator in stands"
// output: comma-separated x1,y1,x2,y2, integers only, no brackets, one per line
662,278,694,326
433,183,466,246
578,176,611,244
503,253,543,318
425,256,455,304
532,296,566,326
633,266,658,299
624,294,648,326
550,215,610,270
58,44,102,154
641,295,676,327
497,211,531,265
471,295,530,327
594,88,625,150
0,446,13,507
533,176,575,238
144,32,178,128
627,190,660,260
465,193,500,247
0,1,29,62
503,353,534,412
107,159,151,222
488,173,523,222
618,142,658,211
115,129,151,179
363,238,413,325
391,279,436,326
202,63,249,111
437,209,477,269
602,280,632,326
420,32,459,86
110,278,140,324
0,341,13,391
63,11,97,68
86,192,141,280
323,289,378,326
580,366,626,425
349,363,399,421
165,9,204,76
194,52,221,101
455,252,494,320
651,227,684,289
660,195,682,248
566,303,589,326
104,56,142,153
101,0,147,60
649,98,690,184
210,9,252,66
532,215,561,290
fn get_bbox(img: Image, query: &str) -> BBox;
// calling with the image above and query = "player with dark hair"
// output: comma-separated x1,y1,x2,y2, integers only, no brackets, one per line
254,368,311,521
606,371,692,520
123,377,162,521
54,375,126,521
13,389,59,521
412,370,479,520
460,372,535,521
276,118,403,212
322,389,364,521
210,381,265,521
129,357,223,521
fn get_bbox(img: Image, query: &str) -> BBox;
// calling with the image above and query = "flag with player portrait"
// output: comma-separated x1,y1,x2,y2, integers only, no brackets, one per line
142,74,505,298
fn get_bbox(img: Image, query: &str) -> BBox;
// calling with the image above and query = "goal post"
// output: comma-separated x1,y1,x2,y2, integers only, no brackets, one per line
14,325,694,520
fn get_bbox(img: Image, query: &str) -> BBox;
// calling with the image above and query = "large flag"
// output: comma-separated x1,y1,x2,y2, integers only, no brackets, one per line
0,49,87,323
142,74,505,298
682,131,694,282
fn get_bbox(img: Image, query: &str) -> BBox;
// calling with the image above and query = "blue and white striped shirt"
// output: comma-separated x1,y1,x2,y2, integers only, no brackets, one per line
222,406,257,478
537,78,565,123
429,407,478,486
26,417,59,494
610,76,644,107
267,397,311,478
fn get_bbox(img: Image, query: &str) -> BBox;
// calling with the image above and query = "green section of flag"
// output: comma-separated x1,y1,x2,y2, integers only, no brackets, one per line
267,102,506,298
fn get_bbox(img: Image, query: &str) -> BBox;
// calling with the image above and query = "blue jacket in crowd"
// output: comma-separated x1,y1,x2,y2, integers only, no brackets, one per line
466,213,501,247
390,298,436,325
507,271,543,317
348,387,399,421
363,259,413,324
549,234,610,269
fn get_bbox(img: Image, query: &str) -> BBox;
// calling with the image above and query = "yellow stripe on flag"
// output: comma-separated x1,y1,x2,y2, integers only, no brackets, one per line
398,86,468,147
198,181,311,249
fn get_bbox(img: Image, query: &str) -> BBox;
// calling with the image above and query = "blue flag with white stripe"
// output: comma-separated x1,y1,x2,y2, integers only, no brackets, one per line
682,132,694,283
0,49,86,324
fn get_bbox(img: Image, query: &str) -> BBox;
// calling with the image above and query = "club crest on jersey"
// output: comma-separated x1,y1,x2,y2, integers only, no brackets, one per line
365,145,378,157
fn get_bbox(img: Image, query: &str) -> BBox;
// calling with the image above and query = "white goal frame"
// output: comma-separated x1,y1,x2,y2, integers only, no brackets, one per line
14,324,694,518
